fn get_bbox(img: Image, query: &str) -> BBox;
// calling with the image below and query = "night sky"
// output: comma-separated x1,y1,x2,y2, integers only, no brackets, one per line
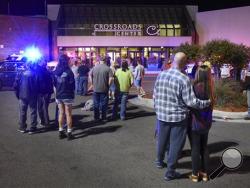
0,0,250,15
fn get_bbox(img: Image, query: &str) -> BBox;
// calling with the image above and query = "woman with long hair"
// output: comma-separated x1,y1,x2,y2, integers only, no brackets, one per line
189,64,215,182
53,54,75,140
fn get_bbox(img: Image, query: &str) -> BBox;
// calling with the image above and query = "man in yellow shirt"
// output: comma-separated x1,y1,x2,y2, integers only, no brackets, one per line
112,60,133,120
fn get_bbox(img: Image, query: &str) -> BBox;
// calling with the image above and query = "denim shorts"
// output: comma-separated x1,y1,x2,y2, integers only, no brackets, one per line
134,79,142,87
56,99,74,105
109,83,116,92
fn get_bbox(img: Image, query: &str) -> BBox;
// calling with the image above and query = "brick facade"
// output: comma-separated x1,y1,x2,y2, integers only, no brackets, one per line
0,15,49,60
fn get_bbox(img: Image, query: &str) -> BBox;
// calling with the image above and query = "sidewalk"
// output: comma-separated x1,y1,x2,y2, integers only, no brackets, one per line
129,97,250,123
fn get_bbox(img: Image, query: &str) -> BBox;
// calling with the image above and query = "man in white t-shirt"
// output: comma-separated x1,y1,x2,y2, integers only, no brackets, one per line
134,60,146,97
71,60,79,93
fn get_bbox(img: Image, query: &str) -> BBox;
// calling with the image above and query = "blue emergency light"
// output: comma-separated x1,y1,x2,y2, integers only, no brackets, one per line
24,46,42,62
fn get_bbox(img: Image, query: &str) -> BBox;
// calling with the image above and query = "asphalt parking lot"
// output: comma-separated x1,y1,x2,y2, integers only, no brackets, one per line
0,90,250,188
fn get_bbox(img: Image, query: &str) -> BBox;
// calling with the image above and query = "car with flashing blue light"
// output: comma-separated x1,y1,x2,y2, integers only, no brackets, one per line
0,46,42,90
0,61,26,90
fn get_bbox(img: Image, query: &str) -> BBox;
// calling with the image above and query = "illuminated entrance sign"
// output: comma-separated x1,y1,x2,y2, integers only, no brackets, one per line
93,24,160,36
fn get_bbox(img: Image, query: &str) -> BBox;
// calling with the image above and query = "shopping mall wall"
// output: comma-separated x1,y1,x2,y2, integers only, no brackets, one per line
0,15,49,60
57,36,192,47
196,6,250,46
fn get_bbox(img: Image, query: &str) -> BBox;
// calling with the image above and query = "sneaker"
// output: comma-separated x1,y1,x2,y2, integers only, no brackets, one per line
199,171,208,182
189,174,199,182
155,160,167,169
120,117,126,121
67,132,74,141
18,128,26,133
164,171,181,181
28,128,37,135
59,131,67,139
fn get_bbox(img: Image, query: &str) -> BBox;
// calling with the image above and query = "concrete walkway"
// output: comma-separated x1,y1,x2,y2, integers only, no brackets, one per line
129,97,250,123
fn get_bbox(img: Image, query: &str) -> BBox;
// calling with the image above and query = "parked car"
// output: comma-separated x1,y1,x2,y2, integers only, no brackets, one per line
0,61,25,90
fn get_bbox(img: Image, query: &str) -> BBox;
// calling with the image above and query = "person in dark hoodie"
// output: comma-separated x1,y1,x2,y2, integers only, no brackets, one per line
36,59,54,127
14,61,38,134
53,54,75,140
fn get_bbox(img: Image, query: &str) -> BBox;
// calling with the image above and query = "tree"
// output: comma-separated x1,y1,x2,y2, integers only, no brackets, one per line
173,43,201,63
202,40,249,80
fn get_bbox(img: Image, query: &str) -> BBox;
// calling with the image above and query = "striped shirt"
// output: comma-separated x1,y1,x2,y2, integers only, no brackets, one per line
153,68,210,122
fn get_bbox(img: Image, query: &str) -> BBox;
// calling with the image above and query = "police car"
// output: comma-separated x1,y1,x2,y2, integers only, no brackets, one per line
0,60,26,90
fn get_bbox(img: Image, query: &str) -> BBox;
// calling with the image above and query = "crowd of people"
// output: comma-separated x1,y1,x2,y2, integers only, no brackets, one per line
13,54,146,140
12,51,250,182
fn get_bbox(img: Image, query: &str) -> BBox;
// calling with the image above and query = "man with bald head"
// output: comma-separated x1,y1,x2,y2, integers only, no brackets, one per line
153,52,211,181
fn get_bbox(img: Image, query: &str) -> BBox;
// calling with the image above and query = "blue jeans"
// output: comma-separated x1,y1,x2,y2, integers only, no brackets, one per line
93,92,108,120
78,76,88,95
37,93,51,125
112,92,128,119
157,119,187,177
191,131,209,175
19,98,37,130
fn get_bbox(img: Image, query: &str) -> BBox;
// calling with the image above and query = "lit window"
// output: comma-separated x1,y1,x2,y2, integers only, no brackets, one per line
166,24,174,28
160,29,166,36
159,24,166,29
175,29,181,36
167,29,174,36
174,24,181,28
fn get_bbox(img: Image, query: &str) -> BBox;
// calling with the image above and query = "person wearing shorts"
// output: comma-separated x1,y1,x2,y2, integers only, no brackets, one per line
134,59,146,97
53,54,75,140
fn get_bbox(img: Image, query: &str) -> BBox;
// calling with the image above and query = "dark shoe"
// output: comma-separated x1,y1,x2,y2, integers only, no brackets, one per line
164,171,181,181
109,116,117,121
67,132,74,141
18,128,27,133
59,131,67,139
155,160,167,169
92,119,102,124
244,116,250,120
28,128,37,135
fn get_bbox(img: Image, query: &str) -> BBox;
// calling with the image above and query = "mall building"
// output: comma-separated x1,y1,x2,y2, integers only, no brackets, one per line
47,4,196,68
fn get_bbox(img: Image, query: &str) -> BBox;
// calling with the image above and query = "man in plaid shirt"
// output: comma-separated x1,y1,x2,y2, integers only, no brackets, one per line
153,52,210,181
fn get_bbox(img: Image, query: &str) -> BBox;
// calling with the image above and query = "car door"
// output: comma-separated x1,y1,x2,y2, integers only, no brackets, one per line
3,62,16,87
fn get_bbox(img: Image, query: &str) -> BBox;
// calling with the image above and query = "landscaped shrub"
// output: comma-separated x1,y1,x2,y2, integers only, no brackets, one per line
214,79,247,109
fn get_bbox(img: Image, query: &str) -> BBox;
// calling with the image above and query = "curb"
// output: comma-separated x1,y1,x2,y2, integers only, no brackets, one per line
128,97,250,123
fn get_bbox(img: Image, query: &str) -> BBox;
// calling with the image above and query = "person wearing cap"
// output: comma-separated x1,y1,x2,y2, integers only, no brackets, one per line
89,55,113,122
153,52,211,181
